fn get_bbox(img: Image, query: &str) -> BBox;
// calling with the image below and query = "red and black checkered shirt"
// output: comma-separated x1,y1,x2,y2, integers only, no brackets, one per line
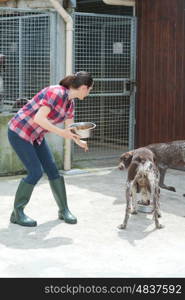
8,85,75,145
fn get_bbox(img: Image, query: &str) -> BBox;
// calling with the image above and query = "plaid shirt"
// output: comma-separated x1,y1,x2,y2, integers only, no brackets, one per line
8,85,75,145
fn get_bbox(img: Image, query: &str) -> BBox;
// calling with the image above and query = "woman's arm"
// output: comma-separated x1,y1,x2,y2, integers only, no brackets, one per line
65,118,88,152
65,118,75,127
33,106,79,140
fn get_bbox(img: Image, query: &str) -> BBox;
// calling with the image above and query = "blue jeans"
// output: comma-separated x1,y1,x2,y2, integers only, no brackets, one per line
8,128,60,185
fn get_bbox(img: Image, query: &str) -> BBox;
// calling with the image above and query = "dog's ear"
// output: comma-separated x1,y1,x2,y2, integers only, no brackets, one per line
119,151,133,170
152,153,158,165
127,161,139,181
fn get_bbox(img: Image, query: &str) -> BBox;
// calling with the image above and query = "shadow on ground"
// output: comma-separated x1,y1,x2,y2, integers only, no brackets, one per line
67,168,185,218
0,219,73,249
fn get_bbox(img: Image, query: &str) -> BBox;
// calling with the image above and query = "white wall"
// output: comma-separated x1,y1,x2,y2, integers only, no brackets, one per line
0,114,65,175
0,0,63,9
17,0,55,8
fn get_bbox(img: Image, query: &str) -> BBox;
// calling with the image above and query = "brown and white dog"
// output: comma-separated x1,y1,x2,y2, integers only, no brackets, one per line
118,147,163,230
147,141,185,193
119,140,185,193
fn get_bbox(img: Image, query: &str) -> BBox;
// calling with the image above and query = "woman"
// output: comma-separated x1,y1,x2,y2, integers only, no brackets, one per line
8,71,93,227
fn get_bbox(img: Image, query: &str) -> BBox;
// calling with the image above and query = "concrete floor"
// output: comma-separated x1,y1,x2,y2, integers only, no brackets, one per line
0,166,185,278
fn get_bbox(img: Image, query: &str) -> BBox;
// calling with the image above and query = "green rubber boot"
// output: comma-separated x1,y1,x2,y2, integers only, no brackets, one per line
49,176,77,224
10,179,37,227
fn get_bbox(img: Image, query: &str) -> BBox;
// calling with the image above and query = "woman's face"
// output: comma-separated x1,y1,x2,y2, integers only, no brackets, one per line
78,85,93,100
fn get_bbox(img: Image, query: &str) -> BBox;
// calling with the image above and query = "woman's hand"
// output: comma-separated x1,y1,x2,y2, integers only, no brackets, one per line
60,128,79,140
74,138,88,152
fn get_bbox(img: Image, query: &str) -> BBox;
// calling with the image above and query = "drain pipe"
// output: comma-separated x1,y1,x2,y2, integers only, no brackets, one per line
103,0,135,13
50,0,73,171
103,0,135,6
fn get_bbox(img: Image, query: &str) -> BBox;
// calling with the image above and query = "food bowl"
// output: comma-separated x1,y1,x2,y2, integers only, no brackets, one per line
69,122,96,139
137,204,153,213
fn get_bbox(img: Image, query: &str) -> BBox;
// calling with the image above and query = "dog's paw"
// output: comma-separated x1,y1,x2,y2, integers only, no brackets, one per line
157,212,162,218
156,223,164,229
118,224,127,230
168,186,176,192
160,184,176,192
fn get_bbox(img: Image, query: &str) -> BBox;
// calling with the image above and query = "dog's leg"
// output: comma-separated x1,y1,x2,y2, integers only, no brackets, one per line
150,190,161,217
152,186,164,229
131,185,138,214
118,183,132,229
159,167,176,192
156,187,162,218
150,169,162,218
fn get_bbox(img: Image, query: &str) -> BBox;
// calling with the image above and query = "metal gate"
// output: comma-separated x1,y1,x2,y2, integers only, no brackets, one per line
0,7,56,112
73,12,136,161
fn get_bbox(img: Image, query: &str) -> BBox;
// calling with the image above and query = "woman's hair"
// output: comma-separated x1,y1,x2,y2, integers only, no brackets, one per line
59,71,93,89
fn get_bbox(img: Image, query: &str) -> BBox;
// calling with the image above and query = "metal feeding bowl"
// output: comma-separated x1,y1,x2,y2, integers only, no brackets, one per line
137,204,153,213
69,122,96,139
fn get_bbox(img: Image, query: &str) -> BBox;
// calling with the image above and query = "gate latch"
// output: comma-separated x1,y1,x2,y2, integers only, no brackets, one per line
123,80,136,95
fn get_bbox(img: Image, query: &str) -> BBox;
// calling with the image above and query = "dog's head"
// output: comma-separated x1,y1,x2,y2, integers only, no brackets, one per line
126,148,158,183
119,148,156,170
119,151,134,170
132,148,156,165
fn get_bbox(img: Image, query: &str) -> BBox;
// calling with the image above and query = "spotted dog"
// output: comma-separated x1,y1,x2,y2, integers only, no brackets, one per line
119,140,185,194
118,147,163,230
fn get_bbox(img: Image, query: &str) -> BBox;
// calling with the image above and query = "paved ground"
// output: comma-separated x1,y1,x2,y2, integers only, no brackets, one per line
0,166,185,278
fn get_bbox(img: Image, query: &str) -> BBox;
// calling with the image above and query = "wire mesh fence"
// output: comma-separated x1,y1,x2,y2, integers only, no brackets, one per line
0,8,136,164
0,7,54,112
73,13,136,160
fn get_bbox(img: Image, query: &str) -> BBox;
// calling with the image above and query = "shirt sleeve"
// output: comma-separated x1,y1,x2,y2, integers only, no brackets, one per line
39,87,63,110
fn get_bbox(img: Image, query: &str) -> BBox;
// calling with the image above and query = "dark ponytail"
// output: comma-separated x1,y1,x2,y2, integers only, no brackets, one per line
59,71,93,89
